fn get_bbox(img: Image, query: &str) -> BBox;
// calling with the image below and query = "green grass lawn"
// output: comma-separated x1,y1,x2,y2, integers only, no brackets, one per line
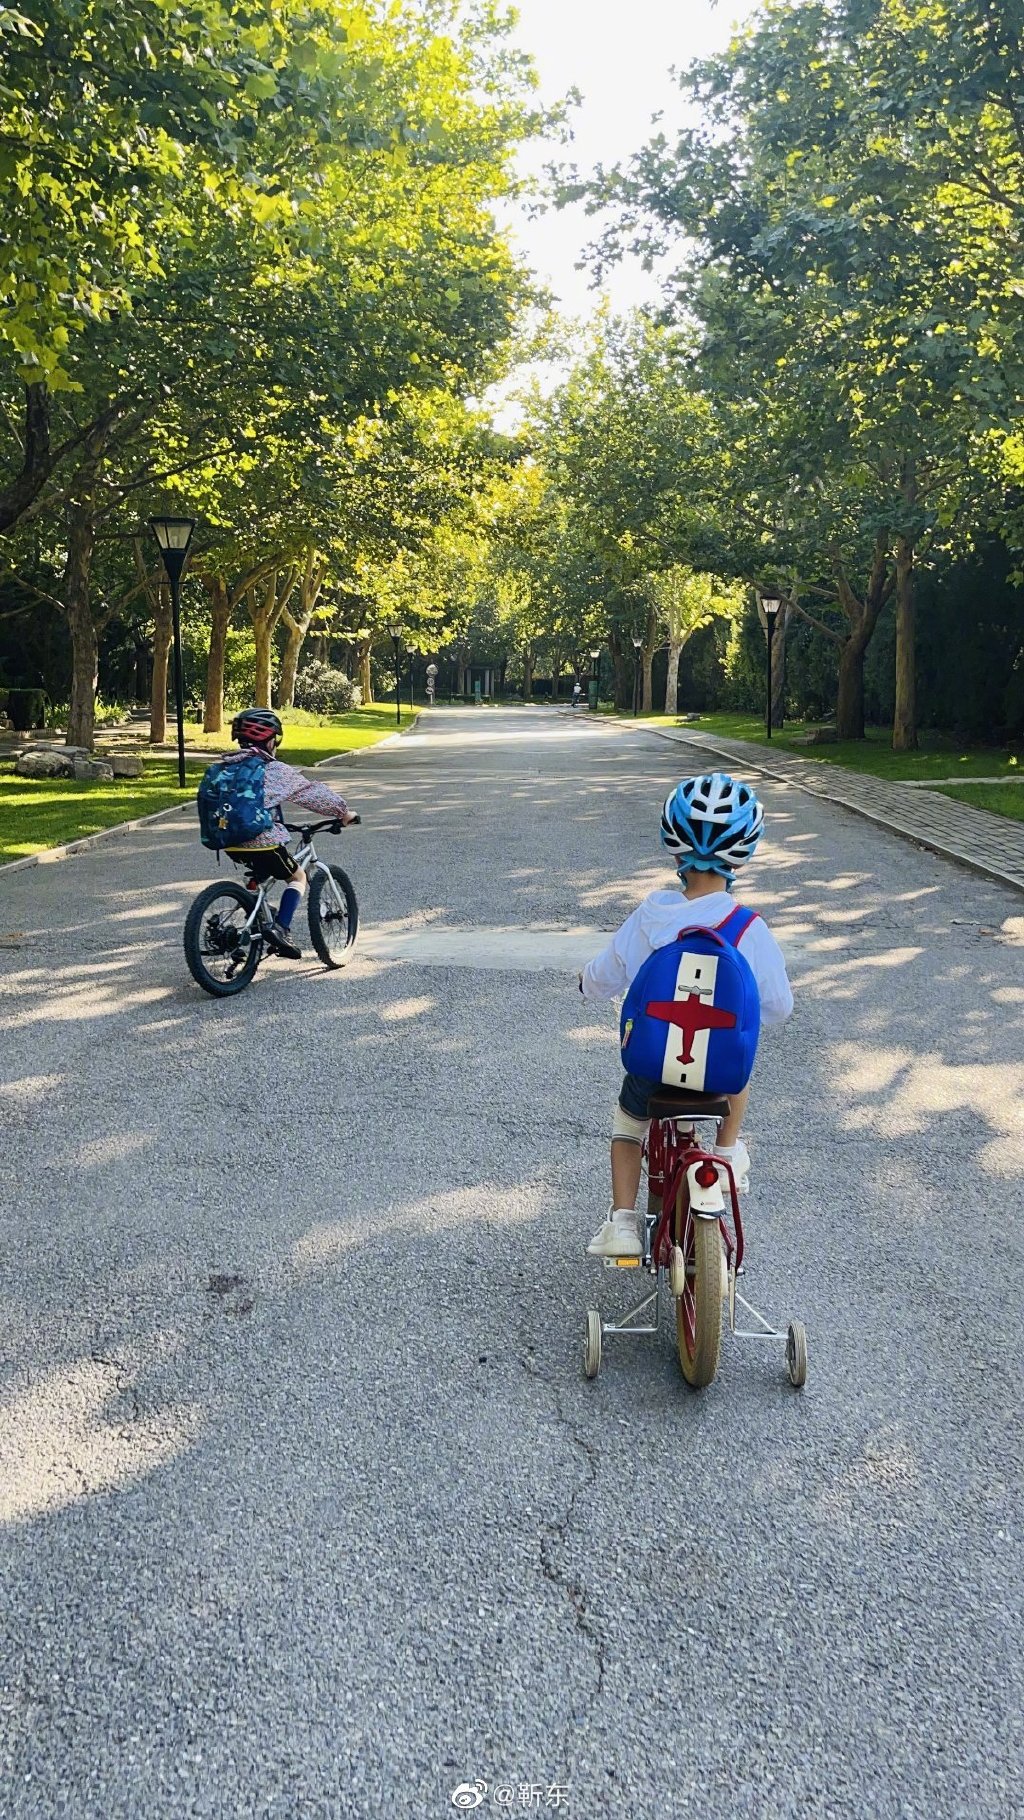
0,705,411,865
627,709,1024,784
173,704,411,766
933,782,1024,823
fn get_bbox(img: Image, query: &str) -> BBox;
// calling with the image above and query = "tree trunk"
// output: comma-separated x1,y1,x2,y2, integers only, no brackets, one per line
831,536,894,740
254,619,273,708
0,384,54,534
278,616,304,709
204,577,231,734
358,636,373,705
640,605,658,713
150,580,172,744
277,546,323,710
892,534,917,751
63,499,98,750
664,640,685,715
835,631,868,741
523,647,534,699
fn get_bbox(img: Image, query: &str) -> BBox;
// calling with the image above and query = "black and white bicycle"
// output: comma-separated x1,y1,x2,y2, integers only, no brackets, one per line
183,819,359,998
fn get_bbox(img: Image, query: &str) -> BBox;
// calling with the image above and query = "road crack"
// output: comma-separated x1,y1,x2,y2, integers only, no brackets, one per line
522,1354,607,1695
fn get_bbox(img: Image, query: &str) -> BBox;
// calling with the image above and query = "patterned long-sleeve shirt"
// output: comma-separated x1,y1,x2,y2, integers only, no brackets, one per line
234,754,350,849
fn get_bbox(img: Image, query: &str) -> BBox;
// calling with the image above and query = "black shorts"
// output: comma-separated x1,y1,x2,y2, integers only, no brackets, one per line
225,846,300,883
618,1071,662,1119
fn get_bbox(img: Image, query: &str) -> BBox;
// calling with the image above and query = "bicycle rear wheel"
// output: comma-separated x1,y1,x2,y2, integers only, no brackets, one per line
184,881,261,997
307,864,358,968
674,1187,724,1389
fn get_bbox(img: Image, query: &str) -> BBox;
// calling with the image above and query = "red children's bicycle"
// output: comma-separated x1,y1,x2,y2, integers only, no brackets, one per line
583,1087,807,1390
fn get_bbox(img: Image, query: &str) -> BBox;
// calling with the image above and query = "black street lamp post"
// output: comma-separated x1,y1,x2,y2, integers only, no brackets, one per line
387,622,402,726
589,646,601,713
150,515,196,787
631,634,643,718
761,596,782,740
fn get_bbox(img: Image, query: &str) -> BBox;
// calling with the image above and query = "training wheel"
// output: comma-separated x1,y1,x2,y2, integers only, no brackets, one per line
786,1320,808,1389
584,1309,602,1380
669,1244,686,1300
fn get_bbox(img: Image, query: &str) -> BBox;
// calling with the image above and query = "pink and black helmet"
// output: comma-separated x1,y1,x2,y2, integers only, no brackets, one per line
231,707,282,750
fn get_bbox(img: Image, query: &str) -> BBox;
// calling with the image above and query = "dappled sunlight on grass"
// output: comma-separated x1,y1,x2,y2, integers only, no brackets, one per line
658,711,1024,784
0,706,406,864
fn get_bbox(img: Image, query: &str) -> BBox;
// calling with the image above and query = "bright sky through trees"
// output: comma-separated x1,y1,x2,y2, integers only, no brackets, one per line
503,0,759,317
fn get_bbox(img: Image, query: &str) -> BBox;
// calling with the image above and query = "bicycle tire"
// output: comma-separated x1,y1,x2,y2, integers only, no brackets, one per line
307,864,358,968
674,1185,723,1389
184,880,261,997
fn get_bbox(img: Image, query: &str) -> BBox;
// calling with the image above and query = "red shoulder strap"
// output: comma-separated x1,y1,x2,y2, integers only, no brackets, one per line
715,906,759,947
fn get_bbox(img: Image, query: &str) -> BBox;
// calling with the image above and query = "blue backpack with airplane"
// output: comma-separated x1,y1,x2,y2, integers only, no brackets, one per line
196,750,274,852
619,906,762,1095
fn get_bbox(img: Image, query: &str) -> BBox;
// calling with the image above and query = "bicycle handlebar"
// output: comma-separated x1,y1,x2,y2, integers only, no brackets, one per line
284,815,361,835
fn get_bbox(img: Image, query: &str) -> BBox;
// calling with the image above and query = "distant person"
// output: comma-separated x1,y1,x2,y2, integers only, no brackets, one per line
578,773,793,1258
572,679,583,709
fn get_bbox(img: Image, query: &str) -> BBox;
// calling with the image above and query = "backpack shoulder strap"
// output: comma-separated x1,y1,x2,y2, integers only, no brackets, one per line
715,906,759,948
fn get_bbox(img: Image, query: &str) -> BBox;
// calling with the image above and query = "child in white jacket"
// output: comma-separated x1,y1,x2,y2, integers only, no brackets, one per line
580,773,793,1258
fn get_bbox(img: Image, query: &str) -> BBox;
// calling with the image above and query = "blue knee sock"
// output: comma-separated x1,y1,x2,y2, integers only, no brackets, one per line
277,886,302,929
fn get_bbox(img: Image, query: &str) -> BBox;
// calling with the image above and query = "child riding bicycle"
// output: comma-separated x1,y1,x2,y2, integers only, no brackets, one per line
579,773,793,1258
210,708,357,961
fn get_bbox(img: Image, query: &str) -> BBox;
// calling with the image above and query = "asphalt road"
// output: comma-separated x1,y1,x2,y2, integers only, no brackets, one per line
1,706,1022,1819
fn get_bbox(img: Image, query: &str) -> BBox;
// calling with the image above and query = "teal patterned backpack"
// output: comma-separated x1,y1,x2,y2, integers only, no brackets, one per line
196,751,274,851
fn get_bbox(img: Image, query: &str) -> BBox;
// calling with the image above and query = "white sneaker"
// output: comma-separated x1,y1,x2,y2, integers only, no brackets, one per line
586,1209,643,1259
713,1139,750,1193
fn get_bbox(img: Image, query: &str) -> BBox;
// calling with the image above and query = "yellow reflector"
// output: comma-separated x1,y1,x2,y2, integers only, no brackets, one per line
615,1258,641,1268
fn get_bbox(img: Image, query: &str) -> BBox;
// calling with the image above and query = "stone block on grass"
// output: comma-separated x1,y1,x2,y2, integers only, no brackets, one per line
15,750,74,778
72,757,115,782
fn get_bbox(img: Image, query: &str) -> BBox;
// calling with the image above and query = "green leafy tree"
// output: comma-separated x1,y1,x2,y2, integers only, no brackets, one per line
581,0,1024,746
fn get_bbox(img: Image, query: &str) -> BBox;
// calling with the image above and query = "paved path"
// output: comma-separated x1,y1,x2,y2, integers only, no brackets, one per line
1,707,1023,1818
640,721,1024,893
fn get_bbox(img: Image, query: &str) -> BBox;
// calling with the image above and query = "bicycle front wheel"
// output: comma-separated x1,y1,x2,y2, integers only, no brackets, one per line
674,1188,723,1390
307,864,358,968
184,881,261,997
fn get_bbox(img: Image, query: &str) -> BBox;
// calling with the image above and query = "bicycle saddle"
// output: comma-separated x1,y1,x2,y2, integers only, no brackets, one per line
647,1088,731,1121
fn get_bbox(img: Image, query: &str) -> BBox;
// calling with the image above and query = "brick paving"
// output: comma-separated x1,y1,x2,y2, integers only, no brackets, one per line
645,723,1024,894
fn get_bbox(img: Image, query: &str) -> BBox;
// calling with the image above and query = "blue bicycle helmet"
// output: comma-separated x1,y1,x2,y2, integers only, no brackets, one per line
660,773,764,883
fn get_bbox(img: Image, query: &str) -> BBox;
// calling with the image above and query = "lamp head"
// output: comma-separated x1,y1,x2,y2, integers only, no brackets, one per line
150,516,195,583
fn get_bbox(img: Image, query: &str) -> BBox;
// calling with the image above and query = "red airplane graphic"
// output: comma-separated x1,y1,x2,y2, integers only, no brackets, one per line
646,994,737,1067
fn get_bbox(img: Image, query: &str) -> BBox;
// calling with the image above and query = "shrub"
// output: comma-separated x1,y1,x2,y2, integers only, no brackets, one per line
5,687,50,730
293,661,362,715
